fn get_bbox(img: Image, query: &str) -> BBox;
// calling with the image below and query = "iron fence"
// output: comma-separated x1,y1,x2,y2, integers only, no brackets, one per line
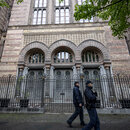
0,74,130,113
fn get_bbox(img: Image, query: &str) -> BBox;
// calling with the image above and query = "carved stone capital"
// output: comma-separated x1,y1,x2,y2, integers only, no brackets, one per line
75,63,82,69
103,59,111,69
45,64,51,70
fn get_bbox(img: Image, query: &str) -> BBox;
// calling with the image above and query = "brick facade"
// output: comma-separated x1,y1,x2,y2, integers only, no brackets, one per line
0,0,14,61
0,0,130,76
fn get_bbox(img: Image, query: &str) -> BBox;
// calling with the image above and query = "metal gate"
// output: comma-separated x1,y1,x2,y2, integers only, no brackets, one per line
25,70,44,107
44,69,74,113
54,69,73,103
0,74,130,113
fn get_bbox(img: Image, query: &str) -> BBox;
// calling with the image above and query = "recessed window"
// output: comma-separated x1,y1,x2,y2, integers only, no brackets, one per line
32,0,47,25
55,0,70,24
82,50,101,63
28,53,44,64
54,51,73,63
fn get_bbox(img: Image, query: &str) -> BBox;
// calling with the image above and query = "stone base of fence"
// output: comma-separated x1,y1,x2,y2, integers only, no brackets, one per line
1,108,129,114
96,108,130,114
0,107,44,113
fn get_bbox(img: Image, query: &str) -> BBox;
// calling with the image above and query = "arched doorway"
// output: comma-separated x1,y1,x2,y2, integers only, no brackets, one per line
18,41,48,78
25,48,45,78
81,47,104,107
51,46,75,102
79,40,111,108
81,47,103,79
24,49,45,101
18,42,48,107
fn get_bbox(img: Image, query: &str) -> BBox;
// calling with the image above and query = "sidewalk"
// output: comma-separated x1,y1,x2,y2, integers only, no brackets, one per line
0,113,130,130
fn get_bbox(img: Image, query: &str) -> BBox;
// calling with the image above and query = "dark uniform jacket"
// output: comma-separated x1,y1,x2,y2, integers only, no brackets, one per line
73,86,83,107
84,86,97,109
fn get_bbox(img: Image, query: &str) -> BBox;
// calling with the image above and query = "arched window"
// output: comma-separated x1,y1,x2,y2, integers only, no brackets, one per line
28,52,45,64
82,50,102,63
53,51,73,63
32,0,47,25
55,0,70,24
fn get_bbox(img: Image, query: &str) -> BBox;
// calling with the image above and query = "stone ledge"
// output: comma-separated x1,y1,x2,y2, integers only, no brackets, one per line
0,107,44,113
95,108,130,114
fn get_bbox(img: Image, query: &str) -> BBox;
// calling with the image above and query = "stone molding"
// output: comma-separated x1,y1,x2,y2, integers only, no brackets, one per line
18,39,110,66
48,39,77,61
78,39,110,60
18,41,48,64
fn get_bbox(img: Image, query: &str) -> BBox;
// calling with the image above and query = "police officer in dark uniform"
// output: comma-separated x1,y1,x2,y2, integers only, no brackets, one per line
83,80,100,130
67,81,85,127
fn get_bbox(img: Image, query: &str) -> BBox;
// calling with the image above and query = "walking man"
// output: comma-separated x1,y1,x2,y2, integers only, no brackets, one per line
67,81,85,127
83,80,100,130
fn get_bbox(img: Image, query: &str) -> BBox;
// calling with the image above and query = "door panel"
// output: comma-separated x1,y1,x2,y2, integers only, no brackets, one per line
54,69,73,103
26,70,44,100
84,69,100,79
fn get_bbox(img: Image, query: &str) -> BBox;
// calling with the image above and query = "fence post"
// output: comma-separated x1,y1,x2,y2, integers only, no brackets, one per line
80,73,85,108
117,74,124,100
99,75,104,108
6,74,11,99
41,74,46,107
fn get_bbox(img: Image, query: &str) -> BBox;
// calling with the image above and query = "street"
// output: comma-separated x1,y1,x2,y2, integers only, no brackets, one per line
0,113,130,130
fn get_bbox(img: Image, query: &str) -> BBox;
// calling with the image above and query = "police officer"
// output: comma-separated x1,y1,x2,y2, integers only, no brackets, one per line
83,80,100,130
67,81,85,127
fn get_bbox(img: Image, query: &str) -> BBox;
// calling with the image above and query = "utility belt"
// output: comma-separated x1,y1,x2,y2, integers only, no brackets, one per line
85,100,96,110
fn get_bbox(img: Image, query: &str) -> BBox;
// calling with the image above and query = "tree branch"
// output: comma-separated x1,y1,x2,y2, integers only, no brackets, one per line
97,0,126,11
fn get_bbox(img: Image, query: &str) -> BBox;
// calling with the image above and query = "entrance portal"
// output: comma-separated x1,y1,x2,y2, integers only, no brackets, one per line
26,70,44,100
54,69,73,103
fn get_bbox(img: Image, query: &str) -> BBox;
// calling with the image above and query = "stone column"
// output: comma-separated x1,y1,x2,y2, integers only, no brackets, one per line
71,0,77,23
100,65,110,107
20,67,29,97
44,66,47,75
44,64,51,97
16,67,19,77
50,66,54,98
18,68,24,77
80,65,84,74
76,64,81,76
72,65,77,88
16,67,24,96
47,0,53,24
105,66,111,76
72,65,77,79
110,64,114,75
105,65,116,99
103,60,111,76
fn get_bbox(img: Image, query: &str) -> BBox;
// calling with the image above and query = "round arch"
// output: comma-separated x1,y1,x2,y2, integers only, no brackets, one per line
48,39,77,61
78,39,110,61
18,41,48,65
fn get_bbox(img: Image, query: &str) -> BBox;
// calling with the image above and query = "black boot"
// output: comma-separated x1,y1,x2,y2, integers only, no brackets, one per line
80,122,86,126
67,120,72,127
